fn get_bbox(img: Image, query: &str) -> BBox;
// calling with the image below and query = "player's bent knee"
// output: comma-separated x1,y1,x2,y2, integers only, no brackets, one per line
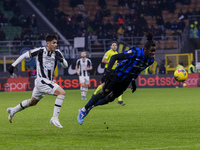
54,87,66,96
29,98,39,106
60,90,66,96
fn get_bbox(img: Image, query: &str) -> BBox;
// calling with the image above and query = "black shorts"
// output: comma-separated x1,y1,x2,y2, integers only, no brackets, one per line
101,69,115,83
102,74,131,97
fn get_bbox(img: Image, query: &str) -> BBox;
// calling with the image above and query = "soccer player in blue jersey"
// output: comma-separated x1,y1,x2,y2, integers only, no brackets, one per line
77,32,156,125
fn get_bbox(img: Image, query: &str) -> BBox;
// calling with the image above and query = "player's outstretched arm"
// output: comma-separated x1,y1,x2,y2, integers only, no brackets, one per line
7,51,30,74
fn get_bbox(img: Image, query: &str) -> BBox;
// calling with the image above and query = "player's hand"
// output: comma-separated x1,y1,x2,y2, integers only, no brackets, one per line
55,51,63,62
131,79,136,93
7,65,15,75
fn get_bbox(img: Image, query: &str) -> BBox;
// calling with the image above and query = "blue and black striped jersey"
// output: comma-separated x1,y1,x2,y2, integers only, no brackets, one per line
107,47,154,80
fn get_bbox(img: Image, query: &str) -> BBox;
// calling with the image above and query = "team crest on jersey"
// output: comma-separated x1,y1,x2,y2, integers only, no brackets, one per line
125,50,132,54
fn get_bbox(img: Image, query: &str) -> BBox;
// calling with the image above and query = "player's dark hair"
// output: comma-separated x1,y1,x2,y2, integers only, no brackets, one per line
110,41,117,45
45,34,58,42
144,32,155,50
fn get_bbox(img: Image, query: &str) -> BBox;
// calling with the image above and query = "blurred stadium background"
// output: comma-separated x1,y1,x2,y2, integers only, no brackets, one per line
0,0,200,90
1,1,200,149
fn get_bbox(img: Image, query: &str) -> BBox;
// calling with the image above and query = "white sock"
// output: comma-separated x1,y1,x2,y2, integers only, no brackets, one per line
12,99,30,114
83,87,88,97
53,95,65,118
80,86,85,97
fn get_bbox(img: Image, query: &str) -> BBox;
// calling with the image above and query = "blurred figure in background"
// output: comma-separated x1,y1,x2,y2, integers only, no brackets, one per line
76,51,93,100
188,61,195,73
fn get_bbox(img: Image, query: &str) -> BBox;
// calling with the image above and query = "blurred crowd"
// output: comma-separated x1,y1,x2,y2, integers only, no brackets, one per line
0,0,198,43
35,0,192,41
0,0,47,42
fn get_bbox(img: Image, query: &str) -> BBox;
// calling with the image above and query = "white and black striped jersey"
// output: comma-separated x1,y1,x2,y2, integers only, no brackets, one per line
76,58,92,77
30,47,64,81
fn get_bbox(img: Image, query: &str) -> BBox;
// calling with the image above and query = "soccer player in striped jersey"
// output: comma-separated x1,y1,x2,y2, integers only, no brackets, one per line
94,41,125,105
76,51,92,100
7,34,68,128
77,32,156,125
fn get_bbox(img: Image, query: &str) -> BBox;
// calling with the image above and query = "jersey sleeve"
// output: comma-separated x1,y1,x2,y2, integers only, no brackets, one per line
29,47,43,57
57,49,68,68
12,51,31,67
87,59,92,67
55,49,64,58
103,51,110,60
106,48,137,71
122,48,137,59
76,59,80,67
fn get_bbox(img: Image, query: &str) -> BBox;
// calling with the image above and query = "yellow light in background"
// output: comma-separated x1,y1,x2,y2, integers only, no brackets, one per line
54,65,58,77
21,60,25,71
125,46,129,51
118,44,123,53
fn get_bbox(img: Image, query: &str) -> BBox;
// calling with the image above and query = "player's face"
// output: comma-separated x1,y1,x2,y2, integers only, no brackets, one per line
47,39,57,52
81,52,86,58
111,43,117,51
144,46,156,59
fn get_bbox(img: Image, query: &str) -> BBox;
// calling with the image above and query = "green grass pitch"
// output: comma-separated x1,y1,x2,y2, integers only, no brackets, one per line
0,88,200,150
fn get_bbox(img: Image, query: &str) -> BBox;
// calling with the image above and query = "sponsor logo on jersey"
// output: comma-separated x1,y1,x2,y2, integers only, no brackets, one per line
103,54,107,58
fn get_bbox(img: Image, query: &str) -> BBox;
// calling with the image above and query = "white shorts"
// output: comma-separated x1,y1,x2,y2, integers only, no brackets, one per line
32,78,59,100
79,76,90,85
